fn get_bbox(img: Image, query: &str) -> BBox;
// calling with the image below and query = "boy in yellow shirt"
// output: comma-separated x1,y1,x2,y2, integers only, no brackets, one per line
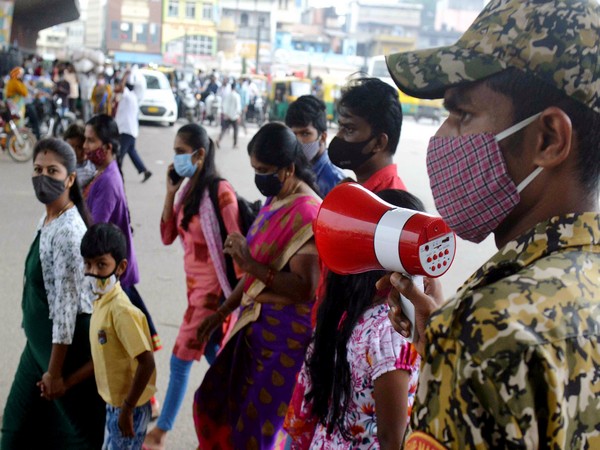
80,223,156,449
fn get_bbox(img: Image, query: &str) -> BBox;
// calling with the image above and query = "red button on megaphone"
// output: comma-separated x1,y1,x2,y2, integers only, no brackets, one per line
314,183,456,277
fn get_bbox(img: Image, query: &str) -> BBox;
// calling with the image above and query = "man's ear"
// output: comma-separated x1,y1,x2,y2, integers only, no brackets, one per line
319,131,328,146
372,133,389,154
532,107,573,169
116,259,128,278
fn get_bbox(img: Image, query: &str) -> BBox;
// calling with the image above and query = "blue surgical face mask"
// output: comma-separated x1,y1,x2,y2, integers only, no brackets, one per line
173,151,198,178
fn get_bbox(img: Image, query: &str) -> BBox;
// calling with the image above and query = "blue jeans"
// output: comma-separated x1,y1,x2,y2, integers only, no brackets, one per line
156,354,193,431
103,401,151,450
118,133,147,174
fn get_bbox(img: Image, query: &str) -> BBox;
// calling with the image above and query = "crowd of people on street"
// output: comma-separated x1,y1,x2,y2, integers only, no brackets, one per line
3,0,600,448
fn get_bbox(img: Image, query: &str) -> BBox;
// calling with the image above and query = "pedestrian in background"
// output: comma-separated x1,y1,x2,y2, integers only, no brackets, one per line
63,63,79,117
78,70,95,123
1,138,105,449
113,73,152,183
91,73,112,115
63,123,96,189
216,80,242,149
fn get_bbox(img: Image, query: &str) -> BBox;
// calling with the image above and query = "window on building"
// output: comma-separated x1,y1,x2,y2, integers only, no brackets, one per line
186,34,214,55
111,21,120,40
120,22,132,42
168,0,179,17
240,12,249,27
186,1,196,19
150,23,160,44
135,23,147,43
202,3,213,20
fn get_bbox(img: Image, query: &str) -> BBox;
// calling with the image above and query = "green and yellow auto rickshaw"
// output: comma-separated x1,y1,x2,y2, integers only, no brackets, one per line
267,77,312,122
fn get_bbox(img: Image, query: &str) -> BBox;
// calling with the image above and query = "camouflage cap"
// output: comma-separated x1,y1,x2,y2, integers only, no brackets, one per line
386,0,600,113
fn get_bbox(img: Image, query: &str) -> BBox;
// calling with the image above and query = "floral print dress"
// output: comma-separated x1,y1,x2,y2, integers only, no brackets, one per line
285,303,421,449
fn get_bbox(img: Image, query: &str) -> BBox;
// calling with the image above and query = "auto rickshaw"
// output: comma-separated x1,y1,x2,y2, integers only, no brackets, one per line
414,98,445,124
319,76,347,125
267,77,312,122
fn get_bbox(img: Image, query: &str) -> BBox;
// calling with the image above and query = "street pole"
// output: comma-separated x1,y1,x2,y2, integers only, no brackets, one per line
183,31,188,69
255,23,260,73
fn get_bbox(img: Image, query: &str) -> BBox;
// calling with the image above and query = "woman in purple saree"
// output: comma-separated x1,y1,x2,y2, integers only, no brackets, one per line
194,123,322,449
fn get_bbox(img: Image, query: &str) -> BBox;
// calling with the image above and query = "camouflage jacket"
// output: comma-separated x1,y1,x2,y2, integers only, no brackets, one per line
406,213,600,450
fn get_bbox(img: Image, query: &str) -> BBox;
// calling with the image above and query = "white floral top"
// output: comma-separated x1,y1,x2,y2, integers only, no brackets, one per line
300,303,420,449
37,207,93,344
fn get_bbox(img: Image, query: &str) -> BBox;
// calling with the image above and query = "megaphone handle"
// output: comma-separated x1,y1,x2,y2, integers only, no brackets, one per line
399,295,415,343
399,275,423,343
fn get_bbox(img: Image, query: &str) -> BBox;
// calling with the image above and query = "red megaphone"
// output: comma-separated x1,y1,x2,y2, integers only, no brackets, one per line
314,183,456,277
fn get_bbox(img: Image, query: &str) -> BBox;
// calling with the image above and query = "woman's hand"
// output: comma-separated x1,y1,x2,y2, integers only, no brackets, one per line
377,273,444,356
166,163,184,196
224,232,254,273
37,371,66,400
196,313,224,344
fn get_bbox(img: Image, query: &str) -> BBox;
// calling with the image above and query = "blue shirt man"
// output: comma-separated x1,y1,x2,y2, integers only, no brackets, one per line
285,95,345,197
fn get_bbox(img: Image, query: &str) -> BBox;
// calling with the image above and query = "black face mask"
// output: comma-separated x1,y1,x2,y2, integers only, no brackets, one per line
32,175,67,204
328,135,375,170
255,172,283,197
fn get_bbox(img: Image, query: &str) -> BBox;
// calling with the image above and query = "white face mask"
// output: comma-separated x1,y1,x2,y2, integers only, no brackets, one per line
85,272,118,296
300,139,321,162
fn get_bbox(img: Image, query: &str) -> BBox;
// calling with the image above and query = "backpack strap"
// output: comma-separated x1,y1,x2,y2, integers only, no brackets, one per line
208,177,238,288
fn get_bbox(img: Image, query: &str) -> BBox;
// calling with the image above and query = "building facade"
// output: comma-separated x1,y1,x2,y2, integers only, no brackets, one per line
105,0,163,64
162,0,219,69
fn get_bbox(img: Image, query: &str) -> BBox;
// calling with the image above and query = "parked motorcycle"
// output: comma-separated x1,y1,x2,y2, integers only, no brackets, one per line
182,87,201,123
245,95,265,126
203,93,222,126
39,95,77,138
0,101,36,162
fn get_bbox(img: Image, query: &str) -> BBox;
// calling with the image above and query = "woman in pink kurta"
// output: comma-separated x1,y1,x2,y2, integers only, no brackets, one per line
145,124,241,450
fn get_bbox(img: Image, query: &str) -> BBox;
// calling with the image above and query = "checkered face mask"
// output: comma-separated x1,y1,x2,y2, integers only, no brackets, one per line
426,113,543,243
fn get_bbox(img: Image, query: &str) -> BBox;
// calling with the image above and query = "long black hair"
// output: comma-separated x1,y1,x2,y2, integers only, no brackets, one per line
247,122,321,196
85,114,120,155
33,137,93,228
178,123,219,230
305,189,425,439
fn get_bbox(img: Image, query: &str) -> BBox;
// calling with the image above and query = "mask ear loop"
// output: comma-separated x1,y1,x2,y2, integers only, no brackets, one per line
495,112,542,142
516,166,543,193
495,113,544,193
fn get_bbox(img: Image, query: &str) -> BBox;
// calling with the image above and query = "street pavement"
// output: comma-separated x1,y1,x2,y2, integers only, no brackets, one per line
0,117,496,448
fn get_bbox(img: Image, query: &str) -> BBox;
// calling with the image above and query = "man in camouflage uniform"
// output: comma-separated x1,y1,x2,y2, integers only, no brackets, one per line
382,0,600,448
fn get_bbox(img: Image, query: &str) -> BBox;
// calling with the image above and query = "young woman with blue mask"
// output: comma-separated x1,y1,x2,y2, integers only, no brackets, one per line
145,123,242,449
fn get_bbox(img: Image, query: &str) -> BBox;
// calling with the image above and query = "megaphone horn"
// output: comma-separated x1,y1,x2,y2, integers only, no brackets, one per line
314,183,456,277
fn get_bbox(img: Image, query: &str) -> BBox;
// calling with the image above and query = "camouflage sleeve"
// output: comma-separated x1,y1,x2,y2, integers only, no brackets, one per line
411,295,543,449
412,345,542,449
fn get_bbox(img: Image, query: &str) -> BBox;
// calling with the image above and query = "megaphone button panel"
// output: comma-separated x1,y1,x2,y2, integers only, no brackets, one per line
418,232,456,277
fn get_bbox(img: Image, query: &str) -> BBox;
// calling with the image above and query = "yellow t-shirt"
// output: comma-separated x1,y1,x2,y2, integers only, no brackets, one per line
90,283,156,407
